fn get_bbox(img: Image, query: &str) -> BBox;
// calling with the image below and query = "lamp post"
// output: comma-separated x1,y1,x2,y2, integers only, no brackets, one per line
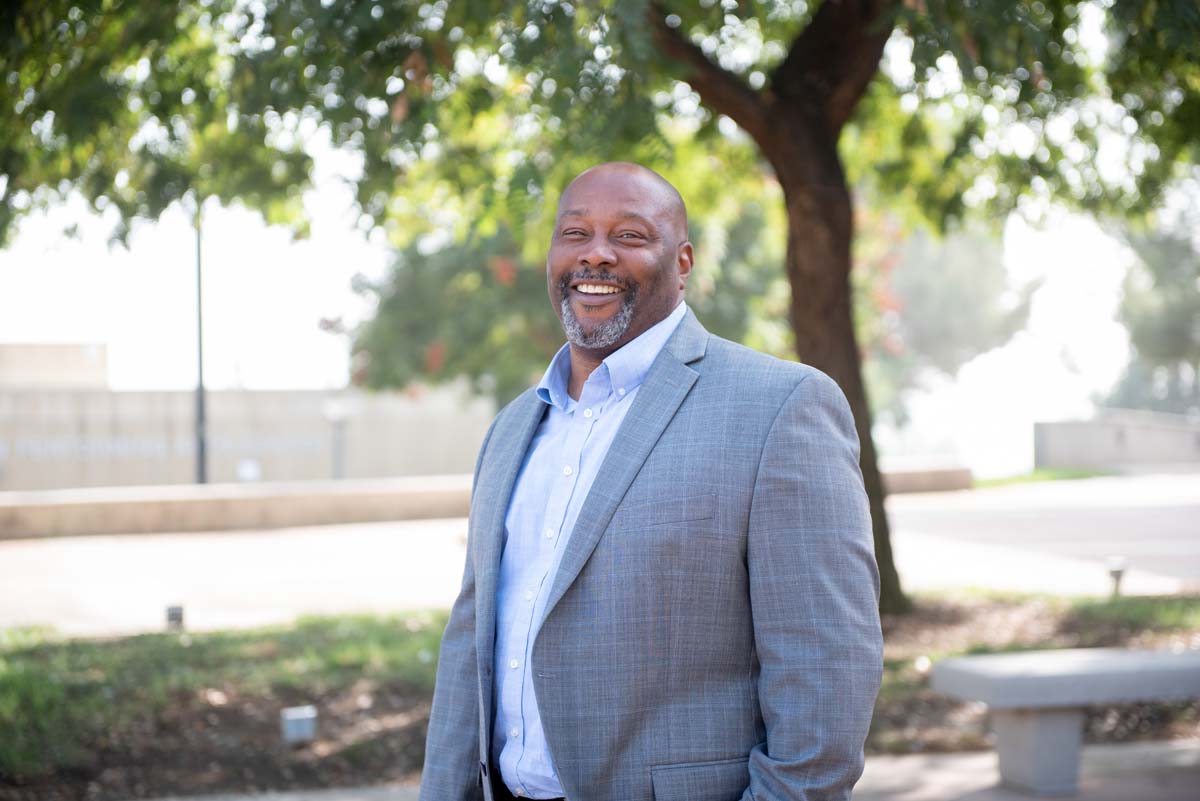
322,397,349,480
194,195,208,484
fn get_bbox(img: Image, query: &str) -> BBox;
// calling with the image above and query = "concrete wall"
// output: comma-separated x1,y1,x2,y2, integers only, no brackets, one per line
0,386,495,491
0,475,472,539
0,343,108,388
1034,409,1200,471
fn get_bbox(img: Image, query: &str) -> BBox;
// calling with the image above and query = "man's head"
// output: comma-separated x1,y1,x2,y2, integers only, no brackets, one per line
547,162,693,358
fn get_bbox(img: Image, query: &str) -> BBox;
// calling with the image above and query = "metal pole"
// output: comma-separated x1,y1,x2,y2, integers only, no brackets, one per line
194,196,208,484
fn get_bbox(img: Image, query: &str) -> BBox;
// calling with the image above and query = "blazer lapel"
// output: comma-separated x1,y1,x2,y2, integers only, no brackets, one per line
539,310,709,623
474,390,545,685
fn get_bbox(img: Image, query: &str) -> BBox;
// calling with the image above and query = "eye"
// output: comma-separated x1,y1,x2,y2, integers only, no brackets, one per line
616,231,645,240
561,228,587,237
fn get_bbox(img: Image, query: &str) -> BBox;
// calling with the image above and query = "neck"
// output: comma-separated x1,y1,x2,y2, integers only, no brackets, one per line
566,346,605,400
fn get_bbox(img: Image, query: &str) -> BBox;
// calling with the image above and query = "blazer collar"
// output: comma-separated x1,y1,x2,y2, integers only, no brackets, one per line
664,306,708,366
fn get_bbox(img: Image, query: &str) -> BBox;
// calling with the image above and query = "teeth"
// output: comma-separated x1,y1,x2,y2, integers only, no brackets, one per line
576,284,621,295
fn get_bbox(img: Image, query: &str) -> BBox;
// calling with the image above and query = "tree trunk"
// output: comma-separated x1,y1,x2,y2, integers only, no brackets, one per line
648,0,908,613
766,114,910,614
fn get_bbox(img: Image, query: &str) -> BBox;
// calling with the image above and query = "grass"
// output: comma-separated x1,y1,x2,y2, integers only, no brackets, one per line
974,468,1110,488
1067,595,1200,632
0,612,446,779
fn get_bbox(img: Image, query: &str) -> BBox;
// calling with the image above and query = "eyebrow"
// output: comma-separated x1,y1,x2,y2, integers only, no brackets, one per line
557,209,656,226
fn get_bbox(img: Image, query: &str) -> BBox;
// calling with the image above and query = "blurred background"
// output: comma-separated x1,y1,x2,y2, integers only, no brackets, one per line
1,1,1197,800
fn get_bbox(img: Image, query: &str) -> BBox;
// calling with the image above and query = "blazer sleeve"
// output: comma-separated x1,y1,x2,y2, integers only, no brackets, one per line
741,370,884,801
419,421,496,801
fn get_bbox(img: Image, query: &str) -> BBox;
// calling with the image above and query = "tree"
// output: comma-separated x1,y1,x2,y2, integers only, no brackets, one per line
1105,207,1200,415
3,1,1198,612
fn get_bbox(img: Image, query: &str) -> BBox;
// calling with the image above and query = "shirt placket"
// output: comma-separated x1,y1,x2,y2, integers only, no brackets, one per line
512,381,607,793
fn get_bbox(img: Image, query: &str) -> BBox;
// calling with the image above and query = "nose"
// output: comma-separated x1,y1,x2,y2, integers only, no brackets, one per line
579,235,617,268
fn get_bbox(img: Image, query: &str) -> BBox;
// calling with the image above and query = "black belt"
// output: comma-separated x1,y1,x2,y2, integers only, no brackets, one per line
492,777,565,801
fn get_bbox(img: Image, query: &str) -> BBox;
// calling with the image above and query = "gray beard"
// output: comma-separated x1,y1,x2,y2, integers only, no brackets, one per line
560,288,637,350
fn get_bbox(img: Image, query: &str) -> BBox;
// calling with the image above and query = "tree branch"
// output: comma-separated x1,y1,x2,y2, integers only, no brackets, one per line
771,0,899,133
648,7,770,147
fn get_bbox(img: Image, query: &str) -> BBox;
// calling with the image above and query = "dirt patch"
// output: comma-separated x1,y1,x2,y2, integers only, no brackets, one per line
0,680,428,801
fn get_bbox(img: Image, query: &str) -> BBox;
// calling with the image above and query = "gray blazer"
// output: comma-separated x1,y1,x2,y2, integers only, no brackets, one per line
420,310,883,801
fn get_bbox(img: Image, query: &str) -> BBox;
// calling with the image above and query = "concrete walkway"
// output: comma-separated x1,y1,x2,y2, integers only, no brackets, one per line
142,741,1199,801
4,474,1198,637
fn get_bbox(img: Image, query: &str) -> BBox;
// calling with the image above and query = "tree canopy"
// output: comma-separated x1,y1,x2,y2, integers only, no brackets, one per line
4,1,1196,244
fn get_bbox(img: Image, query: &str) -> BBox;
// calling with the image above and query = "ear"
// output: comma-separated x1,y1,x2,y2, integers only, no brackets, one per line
676,241,694,288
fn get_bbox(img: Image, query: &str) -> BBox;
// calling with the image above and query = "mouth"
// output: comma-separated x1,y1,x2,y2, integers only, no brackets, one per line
568,278,627,306
573,282,623,295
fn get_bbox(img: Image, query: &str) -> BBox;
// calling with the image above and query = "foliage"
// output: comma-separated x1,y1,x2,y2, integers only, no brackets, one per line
2,1,1197,245
0,613,445,778
1104,202,1200,415
0,1,312,245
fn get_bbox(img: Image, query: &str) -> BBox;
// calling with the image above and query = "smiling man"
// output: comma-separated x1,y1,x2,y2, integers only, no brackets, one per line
419,162,883,801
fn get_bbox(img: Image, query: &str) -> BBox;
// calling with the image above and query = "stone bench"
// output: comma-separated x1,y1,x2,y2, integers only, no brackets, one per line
931,647,1200,796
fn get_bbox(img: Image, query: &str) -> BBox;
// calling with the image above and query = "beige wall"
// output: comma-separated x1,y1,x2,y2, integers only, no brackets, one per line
1034,409,1200,471
0,343,108,389
0,385,494,491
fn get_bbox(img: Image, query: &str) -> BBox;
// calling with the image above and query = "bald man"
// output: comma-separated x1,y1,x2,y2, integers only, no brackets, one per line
419,163,883,801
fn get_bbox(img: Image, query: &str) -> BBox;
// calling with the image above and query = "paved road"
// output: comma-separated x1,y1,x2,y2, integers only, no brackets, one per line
887,473,1200,595
1,474,1196,636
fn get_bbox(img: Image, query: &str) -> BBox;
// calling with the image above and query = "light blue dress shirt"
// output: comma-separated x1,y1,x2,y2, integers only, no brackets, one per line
492,301,688,798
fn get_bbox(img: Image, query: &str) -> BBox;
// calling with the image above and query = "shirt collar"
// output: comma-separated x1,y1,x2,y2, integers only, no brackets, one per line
536,301,689,410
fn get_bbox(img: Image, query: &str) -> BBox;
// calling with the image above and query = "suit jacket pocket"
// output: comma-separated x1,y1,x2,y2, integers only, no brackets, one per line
611,492,717,530
650,756,749,801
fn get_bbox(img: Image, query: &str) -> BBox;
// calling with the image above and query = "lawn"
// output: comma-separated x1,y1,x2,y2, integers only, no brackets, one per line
973,468,1110,488
2,595,1198,801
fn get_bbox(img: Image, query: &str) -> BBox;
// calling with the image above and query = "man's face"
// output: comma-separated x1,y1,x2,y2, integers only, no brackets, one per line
546,166,692,357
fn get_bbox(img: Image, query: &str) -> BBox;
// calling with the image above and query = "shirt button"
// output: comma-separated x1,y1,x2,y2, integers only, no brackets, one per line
583,408,593,418
544,527,554,539
510,726,520,738
509,659,519,669
617,387,626,396
524,590,534,601
514,791,524,798
563,465,573,476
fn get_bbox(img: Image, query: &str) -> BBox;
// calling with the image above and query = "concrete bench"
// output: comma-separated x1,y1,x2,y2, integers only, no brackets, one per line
931,647,1200,796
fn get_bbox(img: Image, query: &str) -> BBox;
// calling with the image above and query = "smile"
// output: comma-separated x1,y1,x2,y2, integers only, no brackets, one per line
574,283,623,295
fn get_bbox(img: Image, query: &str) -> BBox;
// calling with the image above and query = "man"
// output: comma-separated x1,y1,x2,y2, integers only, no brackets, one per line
420,162,883,801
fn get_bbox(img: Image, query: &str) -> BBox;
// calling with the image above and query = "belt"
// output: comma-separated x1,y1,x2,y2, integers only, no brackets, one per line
491,777,565,801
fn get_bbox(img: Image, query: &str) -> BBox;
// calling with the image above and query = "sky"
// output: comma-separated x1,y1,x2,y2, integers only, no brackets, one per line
0,143,388,392
875,211,1131,477
0,146,1134,478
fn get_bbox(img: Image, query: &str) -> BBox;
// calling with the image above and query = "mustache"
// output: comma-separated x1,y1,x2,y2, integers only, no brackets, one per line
556,270,633,296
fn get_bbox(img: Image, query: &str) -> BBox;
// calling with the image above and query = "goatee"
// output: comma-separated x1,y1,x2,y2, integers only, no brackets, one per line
558,270,638,350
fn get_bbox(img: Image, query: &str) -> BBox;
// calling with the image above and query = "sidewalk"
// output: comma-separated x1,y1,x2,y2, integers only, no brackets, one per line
142,741,1200,801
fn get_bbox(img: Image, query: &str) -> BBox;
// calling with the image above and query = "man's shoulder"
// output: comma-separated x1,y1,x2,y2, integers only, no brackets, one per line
699,333,831,395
